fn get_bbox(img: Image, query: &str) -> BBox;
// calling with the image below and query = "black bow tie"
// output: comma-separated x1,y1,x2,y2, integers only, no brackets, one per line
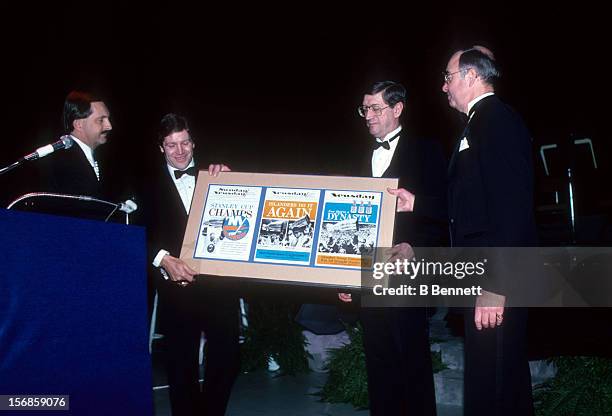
374,132,401,150
174,166,197,179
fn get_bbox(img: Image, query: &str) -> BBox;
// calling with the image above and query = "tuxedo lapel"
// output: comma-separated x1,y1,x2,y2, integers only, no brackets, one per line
71,145,100,184
58,145,104,196
384,132,410,179
160,162,200,221
447,101,483,177
447,132,464,177
160,166,187,221
360,142,376,176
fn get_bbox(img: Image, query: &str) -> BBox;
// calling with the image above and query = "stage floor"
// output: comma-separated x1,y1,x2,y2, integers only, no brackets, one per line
151,344,461,416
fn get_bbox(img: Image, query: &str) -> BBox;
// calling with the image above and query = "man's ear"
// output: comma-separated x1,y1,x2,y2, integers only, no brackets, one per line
73,118,83,132
159,145,164,154
467,68,478,86
393,102,404,119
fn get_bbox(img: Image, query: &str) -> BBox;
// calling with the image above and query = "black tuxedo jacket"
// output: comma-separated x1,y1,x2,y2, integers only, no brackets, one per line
363,131,448,247
448,95,537,294
143,160,239,315
448,95,537,247
145,162,194,285
31,144,117,219
37,144,108,198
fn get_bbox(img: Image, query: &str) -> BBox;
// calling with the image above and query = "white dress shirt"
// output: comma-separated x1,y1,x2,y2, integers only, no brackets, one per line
467,92,495,119
371,126,402,178
166,160,196,214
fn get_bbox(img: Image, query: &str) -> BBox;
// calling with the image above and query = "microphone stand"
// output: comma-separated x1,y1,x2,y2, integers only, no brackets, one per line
0,159,25,176
1,152,54,176
7,192,132,224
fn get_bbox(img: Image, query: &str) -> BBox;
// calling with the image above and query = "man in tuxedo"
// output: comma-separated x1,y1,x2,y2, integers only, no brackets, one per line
341,81,447,415
442,46,536,415
34,91,115,217
146,113,239,416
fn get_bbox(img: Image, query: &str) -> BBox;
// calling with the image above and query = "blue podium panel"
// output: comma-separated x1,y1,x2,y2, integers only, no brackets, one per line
0,209,152,415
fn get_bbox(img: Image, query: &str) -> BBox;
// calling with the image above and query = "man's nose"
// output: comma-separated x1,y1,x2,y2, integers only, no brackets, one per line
442,83,449,93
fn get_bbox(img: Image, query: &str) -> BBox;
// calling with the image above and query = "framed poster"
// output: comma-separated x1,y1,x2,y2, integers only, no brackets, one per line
180,172,398,288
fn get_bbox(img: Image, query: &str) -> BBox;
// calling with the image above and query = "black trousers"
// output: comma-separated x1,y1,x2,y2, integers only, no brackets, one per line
463,307,533,416
159,279,240,416
361,307,436,416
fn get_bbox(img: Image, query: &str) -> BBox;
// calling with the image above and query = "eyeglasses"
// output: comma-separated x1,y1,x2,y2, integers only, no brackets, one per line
357,105,390,117
443,69,466,84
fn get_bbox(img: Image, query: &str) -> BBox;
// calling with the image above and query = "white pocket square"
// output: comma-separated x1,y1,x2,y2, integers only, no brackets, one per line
459,137,470,152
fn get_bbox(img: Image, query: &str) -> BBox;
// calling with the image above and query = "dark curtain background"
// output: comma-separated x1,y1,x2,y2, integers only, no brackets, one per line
2,7,609,205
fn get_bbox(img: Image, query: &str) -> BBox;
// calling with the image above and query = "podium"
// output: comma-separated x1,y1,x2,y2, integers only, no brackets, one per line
0,209,152,415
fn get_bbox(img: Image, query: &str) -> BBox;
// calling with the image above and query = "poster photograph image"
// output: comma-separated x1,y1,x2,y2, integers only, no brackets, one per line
254,187,320,265
194,185,263,261
315,190,381,269
183,171,397,287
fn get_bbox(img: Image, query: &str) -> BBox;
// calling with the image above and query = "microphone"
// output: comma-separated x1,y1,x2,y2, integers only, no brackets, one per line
24,135,74,161
118,199,138,214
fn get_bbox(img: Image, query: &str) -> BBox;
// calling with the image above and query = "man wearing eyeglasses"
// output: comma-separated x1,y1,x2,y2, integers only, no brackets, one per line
342,81,447,415
442,46,537,415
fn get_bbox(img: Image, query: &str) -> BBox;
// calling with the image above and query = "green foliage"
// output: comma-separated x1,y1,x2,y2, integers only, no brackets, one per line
240,300,311,376
534,356,612,416
319,323,369,409
318,323,448,409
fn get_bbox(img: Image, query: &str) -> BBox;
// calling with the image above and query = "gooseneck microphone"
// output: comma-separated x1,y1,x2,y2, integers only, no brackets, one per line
7,193,138,224
1,136,75,175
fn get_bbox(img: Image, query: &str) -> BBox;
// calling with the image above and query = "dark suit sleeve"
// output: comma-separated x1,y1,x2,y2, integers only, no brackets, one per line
140,190,161,267
139,172,171,285
393,137,448,246
475,106,536,294
476,108,535,246
411,139,448,224
142,167,191,286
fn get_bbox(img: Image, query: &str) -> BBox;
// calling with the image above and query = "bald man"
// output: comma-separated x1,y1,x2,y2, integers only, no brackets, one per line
443,46,536,415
